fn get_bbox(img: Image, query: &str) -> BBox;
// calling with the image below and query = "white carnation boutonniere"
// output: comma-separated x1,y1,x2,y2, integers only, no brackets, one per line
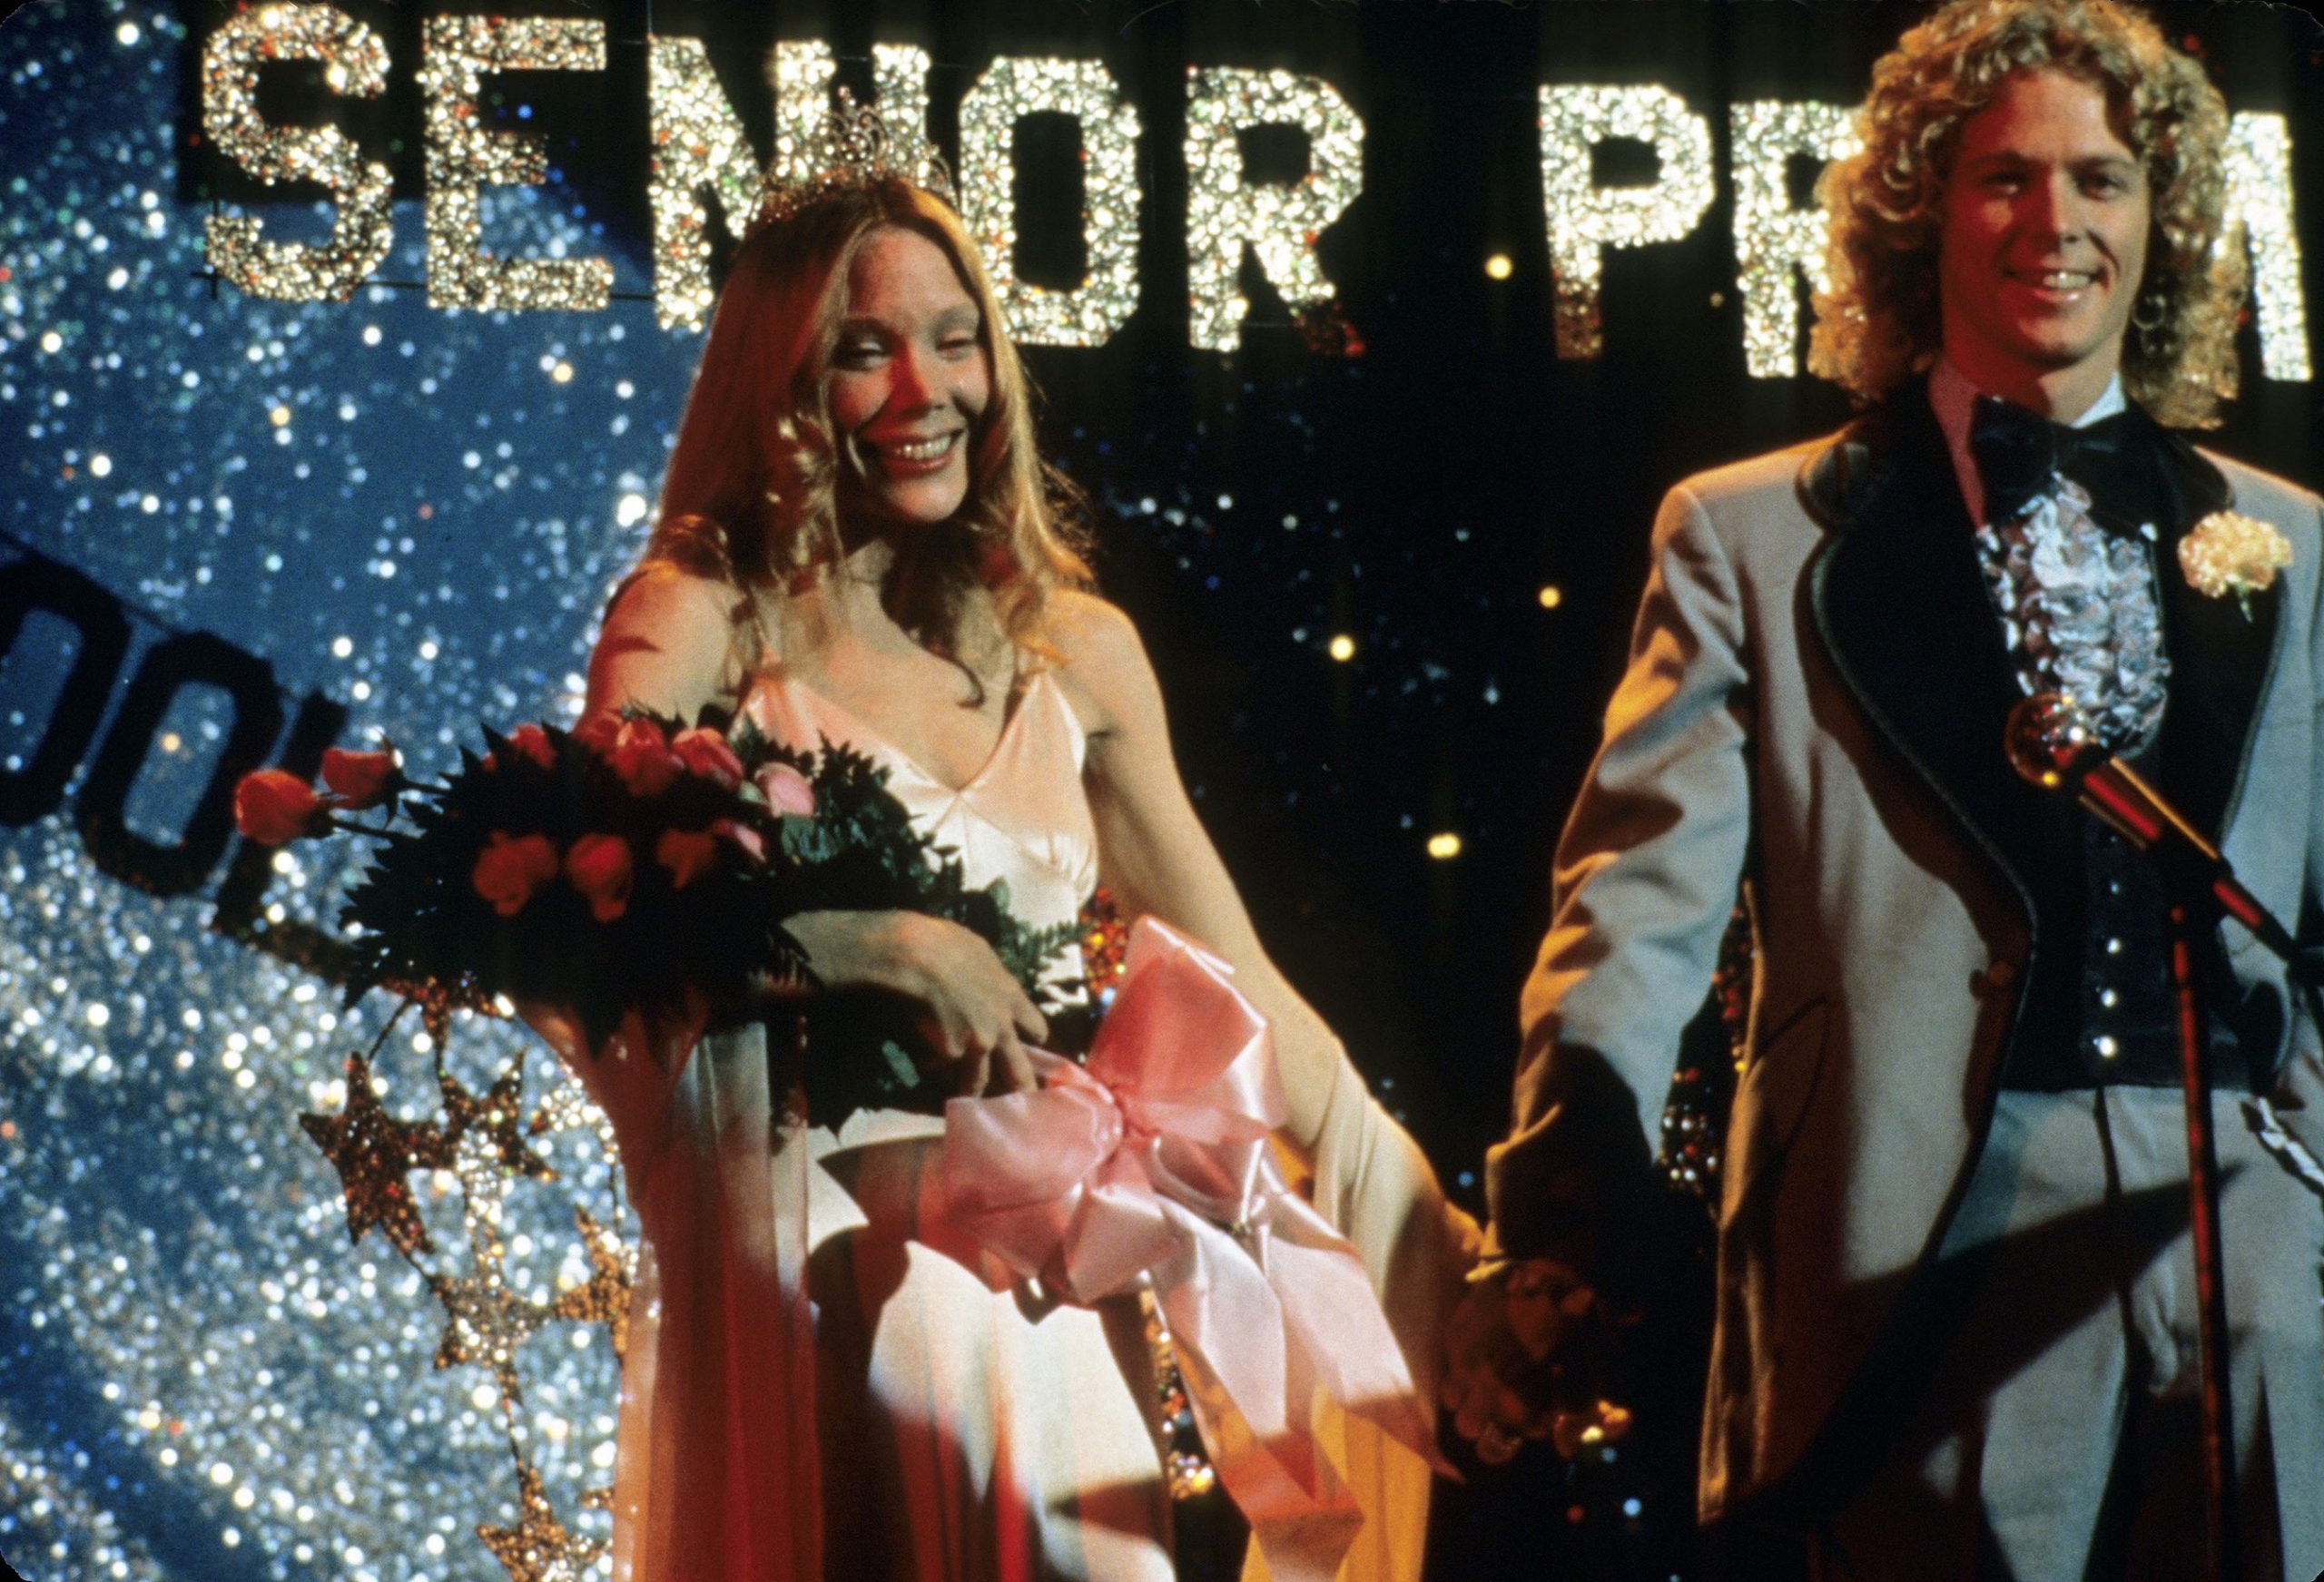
2178,509,2293,621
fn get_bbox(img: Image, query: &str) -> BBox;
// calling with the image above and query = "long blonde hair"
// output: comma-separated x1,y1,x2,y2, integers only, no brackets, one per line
1807,0,2244,427
645,179,1092,665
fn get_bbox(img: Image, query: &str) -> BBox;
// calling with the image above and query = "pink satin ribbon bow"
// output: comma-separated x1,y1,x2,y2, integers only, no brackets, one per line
940,918,1441,1582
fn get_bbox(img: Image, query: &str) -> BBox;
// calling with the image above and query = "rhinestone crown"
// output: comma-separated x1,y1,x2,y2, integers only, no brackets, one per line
748,86,957,236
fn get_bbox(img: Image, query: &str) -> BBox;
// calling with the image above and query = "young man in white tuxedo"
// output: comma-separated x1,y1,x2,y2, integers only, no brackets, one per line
1459,1,2324,1575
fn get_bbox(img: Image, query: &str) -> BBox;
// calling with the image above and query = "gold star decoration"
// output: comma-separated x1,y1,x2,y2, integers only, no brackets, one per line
428,1265,547,1384
477,1462,608,1582
442,1066,556,1183
299,1052,451,1254
529,1072,619,1170
548,1206,635,1360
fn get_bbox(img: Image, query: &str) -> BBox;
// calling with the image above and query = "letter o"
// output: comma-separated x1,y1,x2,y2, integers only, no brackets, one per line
0,555,133,827
74,634,284,897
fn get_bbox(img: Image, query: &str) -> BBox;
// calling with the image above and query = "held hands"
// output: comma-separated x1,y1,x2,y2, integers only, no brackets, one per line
785,909,1049,1096
1441,1258,1632,1466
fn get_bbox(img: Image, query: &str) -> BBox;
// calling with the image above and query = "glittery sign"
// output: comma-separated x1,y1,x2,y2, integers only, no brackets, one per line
871,43,939,192
1537,84,1716,360
419,15,613,313
958,57,1143,349
1183,66,1364,354
201,3,394,303
645,35,760,332
767,39,835,186
2225,111,2312,382
1728,100,1859,378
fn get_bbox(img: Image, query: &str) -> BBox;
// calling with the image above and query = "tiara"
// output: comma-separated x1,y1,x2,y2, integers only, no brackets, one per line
748,86,959,236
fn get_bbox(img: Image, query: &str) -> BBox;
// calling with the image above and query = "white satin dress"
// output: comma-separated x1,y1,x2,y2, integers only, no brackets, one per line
547,665,1477,1582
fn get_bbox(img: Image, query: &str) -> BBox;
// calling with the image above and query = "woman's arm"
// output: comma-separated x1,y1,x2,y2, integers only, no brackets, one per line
1050,591,1352,1156
585,565,1046,1093
1056,588,1480,1410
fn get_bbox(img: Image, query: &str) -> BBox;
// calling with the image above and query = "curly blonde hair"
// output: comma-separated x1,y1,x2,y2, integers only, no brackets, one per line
643,178,1092,668
1807,0,2244,427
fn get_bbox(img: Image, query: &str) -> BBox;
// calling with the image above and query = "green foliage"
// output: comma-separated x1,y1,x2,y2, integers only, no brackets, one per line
337,712,1075,1122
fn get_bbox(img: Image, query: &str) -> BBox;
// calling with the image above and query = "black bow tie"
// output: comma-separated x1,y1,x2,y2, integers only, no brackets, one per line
1968,395,2152,533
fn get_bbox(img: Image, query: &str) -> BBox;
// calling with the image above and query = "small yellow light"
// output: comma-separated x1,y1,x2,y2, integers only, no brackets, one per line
268,405,291,427
1426,832,1462,860
1537,585,1563,609
1484,253,1513,281
550,361,575,384
159,732,182,753
1326,634,1356,663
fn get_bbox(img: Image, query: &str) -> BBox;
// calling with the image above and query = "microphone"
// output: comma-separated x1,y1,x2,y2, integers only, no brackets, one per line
2004,693,2297,959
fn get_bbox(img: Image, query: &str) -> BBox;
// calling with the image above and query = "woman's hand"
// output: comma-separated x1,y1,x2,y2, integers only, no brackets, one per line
1441,1258,1630,1465
785,909,1049,1095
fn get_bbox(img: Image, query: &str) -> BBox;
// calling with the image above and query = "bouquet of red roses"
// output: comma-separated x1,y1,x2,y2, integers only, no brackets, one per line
236,708,1077,1116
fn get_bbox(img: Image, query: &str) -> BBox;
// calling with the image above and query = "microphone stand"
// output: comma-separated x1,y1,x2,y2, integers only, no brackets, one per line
2163,896,2238,1582
2004,693,2324,1582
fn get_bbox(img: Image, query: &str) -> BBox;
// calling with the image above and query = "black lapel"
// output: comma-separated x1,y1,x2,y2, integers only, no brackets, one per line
1803,382,2051,928
2132,413,2281,845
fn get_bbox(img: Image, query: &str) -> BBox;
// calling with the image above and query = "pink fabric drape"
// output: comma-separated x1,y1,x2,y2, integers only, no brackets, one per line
525,1005,823,1582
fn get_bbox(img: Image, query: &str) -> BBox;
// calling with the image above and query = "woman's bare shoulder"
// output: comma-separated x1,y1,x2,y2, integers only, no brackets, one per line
608,559,740,626
1040,589,1157,737
591,562,748,716
1043,589,1146,672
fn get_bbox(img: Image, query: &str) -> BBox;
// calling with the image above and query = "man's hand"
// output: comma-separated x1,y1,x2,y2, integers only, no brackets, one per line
1441,1258,1630,1464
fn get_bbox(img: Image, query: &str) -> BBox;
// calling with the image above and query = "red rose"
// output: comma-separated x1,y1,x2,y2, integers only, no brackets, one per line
506,722,556,771
655,828,719,890
570,712,623,756
320,746,400,810
753,762,816,818
471,831,560,917
671,727,744,791
564,832,635,922
712,818,766,865
233,769,324,845
608,719,683,798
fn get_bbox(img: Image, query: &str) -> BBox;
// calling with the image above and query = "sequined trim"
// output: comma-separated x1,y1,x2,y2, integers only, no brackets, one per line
1974,476,2170,752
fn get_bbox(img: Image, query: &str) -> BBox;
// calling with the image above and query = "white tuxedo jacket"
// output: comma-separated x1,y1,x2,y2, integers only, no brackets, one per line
1485,383,2324,1520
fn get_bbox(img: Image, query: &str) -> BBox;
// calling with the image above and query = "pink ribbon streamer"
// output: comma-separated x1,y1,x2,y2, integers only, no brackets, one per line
940,919,1443,1582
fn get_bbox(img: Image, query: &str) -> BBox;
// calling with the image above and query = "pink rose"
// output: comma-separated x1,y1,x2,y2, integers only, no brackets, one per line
712,818,766,864
506,722,556,771
233,769,324,845
670,727,744,791
563,833,635,923
320,746,400,810
753,761,816,818
608,719,683,798
655,828,719,890
471,831,560,917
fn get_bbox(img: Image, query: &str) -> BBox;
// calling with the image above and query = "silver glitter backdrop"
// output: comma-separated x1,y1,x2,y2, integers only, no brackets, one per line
2,5,669,1577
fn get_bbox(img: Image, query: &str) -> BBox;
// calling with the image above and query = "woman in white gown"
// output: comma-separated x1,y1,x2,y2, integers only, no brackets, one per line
573,165,1476,1582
